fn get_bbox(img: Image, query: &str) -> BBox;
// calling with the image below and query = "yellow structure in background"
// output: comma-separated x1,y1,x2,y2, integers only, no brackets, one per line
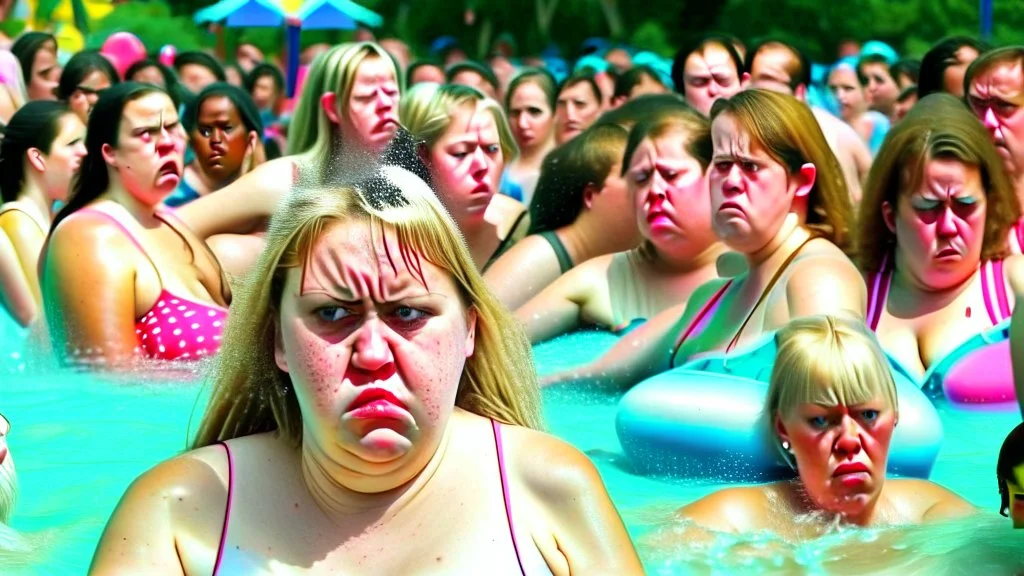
15,0,116,52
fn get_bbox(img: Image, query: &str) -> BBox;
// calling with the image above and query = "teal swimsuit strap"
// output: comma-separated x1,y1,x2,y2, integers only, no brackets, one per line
537,231,574,274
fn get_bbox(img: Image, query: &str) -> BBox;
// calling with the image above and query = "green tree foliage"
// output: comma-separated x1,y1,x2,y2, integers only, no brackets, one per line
87,0,213,53
40,0,1020,65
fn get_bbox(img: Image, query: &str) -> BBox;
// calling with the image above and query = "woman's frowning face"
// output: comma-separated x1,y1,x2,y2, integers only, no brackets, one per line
274,221,476,476
779,396,896,520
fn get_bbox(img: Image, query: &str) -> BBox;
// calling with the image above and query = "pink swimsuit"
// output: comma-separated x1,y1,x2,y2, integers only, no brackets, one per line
80,209,228,361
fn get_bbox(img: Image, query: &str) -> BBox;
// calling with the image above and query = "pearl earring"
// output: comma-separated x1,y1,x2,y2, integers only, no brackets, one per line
782,441,791,451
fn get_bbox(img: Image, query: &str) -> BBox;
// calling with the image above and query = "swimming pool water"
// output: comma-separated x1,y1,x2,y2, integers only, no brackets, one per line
3,320,1024,574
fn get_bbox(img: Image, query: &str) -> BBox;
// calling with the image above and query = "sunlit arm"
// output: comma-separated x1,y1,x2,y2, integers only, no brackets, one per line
41,216,143,365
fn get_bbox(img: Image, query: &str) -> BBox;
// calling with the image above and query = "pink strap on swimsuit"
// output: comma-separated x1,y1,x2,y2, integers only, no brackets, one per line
213,425,529,576
866,254,1011,331
79,209,227,361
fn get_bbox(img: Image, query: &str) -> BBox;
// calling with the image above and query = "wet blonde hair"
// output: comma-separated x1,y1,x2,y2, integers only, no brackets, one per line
400,83,519,164
857,93,1018,273
0,453,14,524
710,89,854,253
286,42,399,159
766,315,898,465
192,166,542,448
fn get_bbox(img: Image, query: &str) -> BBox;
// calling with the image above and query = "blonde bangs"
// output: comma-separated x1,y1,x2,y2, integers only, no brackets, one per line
768,316,898,427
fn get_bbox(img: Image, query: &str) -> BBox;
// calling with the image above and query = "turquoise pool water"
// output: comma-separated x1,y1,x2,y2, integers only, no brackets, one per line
2,319,1023,574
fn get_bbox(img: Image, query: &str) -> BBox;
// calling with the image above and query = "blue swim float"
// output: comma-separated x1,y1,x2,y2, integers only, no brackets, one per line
616,334,944,480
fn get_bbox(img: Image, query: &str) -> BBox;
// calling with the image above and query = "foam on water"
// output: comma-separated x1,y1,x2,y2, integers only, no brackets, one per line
2,321,1023,574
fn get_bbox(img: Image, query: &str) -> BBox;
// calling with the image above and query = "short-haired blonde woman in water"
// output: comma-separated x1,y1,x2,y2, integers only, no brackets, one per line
543,90,865,388
401,83,530,271
679,315,974,535
90,165,643,575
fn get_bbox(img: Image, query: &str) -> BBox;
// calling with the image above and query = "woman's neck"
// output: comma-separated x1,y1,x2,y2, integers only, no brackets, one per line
300,418,453,522
744,218,810,278
101,178,160,227
516,138,555,170
15,178,53,223
650,239,728,274
889,254,978,310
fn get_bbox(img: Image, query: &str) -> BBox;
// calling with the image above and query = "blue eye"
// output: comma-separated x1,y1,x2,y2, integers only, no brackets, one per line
486,144,501,154
393,306,427,322
316,307,351,322
633,170,651,184
860,409,879,422
808,416,829,429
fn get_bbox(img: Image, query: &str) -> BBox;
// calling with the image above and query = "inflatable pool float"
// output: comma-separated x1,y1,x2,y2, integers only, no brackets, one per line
616,334,944,480
888,319,1017,409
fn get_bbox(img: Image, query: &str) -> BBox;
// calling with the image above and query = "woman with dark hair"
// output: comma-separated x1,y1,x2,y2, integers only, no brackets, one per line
918,36,989,99
10,31,59,101
165,83,265,208
555,70,603,144
0,101,85,326
997,422,1024,527
485,124,638,309
125,59,185,109
57,50,120,122
39,82,230,366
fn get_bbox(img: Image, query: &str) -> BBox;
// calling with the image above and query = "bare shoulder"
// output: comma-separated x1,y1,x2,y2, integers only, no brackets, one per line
785,242,866,317
676,484,771,533
1002,254,1024,296
887,478,976,522
500,424,604,498
46,209,138,263
486,194,529,239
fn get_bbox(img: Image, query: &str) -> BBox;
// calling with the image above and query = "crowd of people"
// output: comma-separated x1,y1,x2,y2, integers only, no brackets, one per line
1,23,1024,573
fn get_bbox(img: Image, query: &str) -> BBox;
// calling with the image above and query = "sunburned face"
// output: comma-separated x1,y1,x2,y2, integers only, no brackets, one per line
340,56,400,154
967,62,1024,179
708,112,814,254
428,104,504,227
628,133,717,258
778,395,896,521
274,222,476,471
884,158,986,291
683,45,742,116
105,92,186,206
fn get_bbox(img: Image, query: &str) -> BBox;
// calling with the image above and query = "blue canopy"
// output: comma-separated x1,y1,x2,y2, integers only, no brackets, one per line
298,0,383,29
194,0,383,29
194,0,284,27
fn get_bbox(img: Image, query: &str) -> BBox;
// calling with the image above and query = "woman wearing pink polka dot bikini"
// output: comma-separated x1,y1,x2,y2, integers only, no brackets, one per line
40,83,230,366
